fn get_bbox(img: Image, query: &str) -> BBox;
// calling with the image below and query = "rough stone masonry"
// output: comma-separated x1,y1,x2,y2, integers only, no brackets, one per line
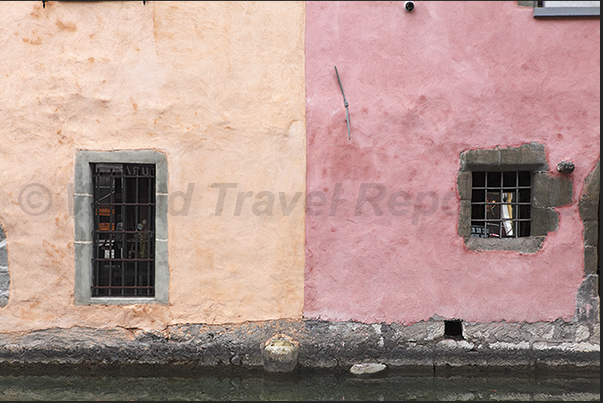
0,318,598,374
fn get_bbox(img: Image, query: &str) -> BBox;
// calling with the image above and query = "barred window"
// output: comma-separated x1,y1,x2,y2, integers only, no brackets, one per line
92,163,156,297
74,150,168,305
470,171,531,238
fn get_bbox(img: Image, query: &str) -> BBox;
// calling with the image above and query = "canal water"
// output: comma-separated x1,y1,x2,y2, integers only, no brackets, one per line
0,367,599,401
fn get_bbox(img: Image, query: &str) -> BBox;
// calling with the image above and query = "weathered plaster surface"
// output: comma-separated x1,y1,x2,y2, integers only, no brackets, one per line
304,1,600,324
0,1,306,331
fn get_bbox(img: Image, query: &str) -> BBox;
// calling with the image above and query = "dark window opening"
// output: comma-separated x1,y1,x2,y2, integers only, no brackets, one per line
470,171,531,238
444,320,463,340
92,163,156,297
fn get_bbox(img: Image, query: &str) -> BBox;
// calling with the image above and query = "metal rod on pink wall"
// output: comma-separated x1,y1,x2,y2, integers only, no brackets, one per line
334,66,351,140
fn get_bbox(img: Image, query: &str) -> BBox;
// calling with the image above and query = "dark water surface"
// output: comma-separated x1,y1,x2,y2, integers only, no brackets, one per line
0,367,599,401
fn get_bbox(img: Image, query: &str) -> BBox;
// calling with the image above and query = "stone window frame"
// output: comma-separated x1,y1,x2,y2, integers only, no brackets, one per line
457,142,572,254
74,150,169,305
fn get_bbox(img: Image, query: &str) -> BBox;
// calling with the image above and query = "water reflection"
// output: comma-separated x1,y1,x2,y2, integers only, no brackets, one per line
0,368,599,401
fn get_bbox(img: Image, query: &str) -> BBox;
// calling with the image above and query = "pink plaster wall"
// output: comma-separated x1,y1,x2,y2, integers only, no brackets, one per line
304,1,600,324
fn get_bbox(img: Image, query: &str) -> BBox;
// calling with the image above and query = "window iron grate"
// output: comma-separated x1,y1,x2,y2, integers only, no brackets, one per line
91,163,156,297
470,171,531,238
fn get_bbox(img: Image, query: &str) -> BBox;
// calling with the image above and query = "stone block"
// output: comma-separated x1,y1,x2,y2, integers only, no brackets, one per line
579,201,598,222
464,237,544,253
155,194,169,240
457,201,471,237
262,334,299,373
589,323,599,345
459,148,500,170
459,142,547,171
555,323,579,342
73,195,93,242
0,245,7,266
464,322,526,344
0,271,9,288
392,321,445,342
583,245,598,275
532,173,573,208
580,161,600,204
524,322,556,341
349,362,386,375
530,207,558,236
582,220,598,247
426,321,446,340
575,325,590,342
456,172,472,200
499,143,547,169
574,274,600,323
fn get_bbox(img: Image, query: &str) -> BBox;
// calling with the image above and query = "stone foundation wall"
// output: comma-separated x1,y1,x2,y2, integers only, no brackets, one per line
0,319,598,373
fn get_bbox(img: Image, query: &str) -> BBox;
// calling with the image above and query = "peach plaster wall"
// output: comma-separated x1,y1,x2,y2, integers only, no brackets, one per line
0,1,306,332
304,1,600,324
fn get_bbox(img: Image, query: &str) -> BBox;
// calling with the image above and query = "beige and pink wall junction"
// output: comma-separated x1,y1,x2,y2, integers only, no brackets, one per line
0,2,599,365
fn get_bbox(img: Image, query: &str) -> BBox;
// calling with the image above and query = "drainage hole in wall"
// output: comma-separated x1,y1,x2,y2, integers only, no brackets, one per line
444,320,464,340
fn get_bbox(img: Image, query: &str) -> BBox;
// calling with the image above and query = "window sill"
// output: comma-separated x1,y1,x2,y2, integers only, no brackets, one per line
80,297,166,305
464,236,545,254
534,7,600,17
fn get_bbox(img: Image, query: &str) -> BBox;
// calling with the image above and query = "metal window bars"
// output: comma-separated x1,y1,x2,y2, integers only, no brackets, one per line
91,163,156,297
470,171,531,238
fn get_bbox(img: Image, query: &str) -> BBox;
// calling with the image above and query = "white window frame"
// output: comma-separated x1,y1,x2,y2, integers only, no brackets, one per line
534,1,600,17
